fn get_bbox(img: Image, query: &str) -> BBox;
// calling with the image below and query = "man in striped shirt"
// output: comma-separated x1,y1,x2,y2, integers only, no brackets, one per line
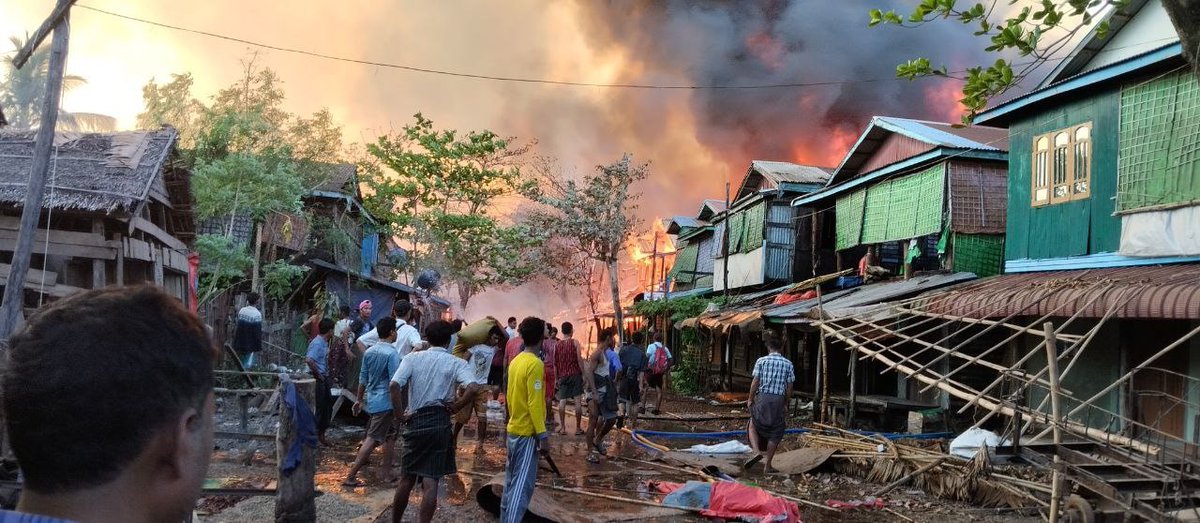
747,339,795,473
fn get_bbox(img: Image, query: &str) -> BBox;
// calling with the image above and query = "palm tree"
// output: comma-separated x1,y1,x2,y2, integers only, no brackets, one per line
0,34,116,131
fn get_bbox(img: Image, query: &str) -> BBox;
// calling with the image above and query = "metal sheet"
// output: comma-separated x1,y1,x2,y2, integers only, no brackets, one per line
919,265,1200,319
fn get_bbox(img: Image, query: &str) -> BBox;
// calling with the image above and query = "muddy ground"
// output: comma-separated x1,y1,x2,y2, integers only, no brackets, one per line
197,392,1040,522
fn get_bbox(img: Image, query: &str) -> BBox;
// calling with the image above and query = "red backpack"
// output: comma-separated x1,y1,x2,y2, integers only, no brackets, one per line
649,342,670,375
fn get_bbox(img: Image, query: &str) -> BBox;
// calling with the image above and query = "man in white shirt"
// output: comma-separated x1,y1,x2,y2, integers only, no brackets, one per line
452,326,504,449
505,316,518,340
389,321,483,523
357,300,423,357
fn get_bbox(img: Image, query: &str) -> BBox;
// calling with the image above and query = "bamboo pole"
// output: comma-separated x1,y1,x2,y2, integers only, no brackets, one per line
1044,322,1063,523
897,309,1083,342
820,323,1157,454
1031,321,1200,443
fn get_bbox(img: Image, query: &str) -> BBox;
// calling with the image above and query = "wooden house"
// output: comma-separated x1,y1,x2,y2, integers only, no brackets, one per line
712,161,830,292
0,126,194,305
792,116,1010,279
914,0,1200,448
666,199,724,292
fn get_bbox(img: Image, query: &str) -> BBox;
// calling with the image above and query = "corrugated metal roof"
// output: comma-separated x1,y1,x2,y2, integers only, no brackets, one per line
815,272,978,319
667,215,705,234
827,117,1007,186
750,160,832,185
918,265,1200,320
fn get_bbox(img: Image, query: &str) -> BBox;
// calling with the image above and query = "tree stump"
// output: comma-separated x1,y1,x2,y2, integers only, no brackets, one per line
275,378,316,523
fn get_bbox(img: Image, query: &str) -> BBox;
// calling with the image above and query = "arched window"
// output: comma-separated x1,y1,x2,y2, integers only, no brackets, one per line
1031,122,1092,206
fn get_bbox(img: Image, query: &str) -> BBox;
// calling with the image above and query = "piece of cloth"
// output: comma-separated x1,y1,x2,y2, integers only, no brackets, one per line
391,347,474,412
454,391,489,425
281,381,318,472
465,344,497,385
366,411,397,441
500,434,539,523
751,393,786,443
394,320,422,358
605,348,622,378
647,372,665,389
400,406,455,478
507,351,547,437
752,352,795,396
314,374,333,433
359,299,373,310
618,343,646,379
334,318,353,339
0,510,76,523
593,373,619,420
238,351,256,370
555,373,584,400
554,338,582,378
328,336,352,387
705,481,800,523
232,305,263,353
661,481,713,509
360,343,401,415
306,336,330,375
504,336,524,366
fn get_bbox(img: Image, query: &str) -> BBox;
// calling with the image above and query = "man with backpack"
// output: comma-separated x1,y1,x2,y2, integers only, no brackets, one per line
644,331,672,415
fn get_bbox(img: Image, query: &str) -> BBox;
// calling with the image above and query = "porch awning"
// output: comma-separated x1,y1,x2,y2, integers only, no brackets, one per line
913,265,1200,320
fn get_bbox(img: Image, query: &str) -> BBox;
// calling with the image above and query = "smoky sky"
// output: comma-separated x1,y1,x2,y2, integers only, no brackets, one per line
521,0,997,188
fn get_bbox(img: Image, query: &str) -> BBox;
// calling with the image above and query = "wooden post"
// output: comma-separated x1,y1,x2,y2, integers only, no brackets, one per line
276,378,316,522
91,221,105,288
0,0,73,345
114,234,125,285
901,241,912,280
847,340,857,427
1043,322,1063,523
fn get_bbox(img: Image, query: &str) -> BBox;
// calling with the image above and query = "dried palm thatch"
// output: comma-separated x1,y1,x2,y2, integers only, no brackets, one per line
0,126,181,215
804,427,1049,508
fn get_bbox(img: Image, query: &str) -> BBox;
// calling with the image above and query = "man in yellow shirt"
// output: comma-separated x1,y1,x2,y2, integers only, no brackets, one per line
502,317,549,523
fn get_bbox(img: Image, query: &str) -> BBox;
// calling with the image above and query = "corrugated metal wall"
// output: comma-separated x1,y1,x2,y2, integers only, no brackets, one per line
1005,89,1121,261
765,201,795,281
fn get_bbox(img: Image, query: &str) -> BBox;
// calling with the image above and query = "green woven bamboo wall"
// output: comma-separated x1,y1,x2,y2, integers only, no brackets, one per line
741,202,765,252
860,164,945,244
1117,70,1200,212
952,233,1004,277
836,190,866,250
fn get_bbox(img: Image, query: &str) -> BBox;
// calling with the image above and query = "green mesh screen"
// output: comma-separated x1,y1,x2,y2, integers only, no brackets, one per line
860,164,946,244
669,244,699,284
836,191,866,250
952,233,1004,277
1118,71,1200,212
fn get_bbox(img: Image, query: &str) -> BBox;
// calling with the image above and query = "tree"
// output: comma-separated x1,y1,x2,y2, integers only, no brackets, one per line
524,155,647,342
141,58,344,304
362,114,541,311
1,34,116,131
871,0,1198,122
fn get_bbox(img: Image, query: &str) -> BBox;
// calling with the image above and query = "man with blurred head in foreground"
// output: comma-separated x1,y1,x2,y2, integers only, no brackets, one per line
2,286,216,523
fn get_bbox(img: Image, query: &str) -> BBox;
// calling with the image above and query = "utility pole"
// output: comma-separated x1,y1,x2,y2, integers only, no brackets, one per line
0,0,78,348
722,182,730,301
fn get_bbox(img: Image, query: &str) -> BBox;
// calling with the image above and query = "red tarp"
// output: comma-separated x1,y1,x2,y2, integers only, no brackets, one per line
656,481,802,523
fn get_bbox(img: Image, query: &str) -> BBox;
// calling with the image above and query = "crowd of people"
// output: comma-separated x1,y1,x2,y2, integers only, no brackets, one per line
231,296,681,522
0,286,795,523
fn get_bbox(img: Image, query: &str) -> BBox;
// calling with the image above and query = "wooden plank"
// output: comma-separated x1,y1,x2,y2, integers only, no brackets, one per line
0,263,57,287
130,216,186,251
0,221,113,249
0,237,115,260
153,250,164,286
0,271,83,298
91,221,105,288
123,237,152,262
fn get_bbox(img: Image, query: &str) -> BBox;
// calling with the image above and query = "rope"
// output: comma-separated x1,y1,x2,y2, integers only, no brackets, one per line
36,145,58,306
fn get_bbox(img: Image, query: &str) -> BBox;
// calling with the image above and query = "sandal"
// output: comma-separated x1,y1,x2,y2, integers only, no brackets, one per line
341,478,364,488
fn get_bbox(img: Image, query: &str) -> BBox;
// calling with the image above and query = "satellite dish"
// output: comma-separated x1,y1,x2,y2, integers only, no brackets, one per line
416,269,442,291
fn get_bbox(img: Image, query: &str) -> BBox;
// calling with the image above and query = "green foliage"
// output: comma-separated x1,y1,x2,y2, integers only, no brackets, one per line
630,295,726,323
137,73,204,149
261,260,309,302
1,34,116,131
195,234,253,303
869,0,1132,122
362,113,540,308
670,328,706,396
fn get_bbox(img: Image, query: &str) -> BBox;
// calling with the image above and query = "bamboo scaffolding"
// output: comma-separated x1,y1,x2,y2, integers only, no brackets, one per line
820,322,1158,454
